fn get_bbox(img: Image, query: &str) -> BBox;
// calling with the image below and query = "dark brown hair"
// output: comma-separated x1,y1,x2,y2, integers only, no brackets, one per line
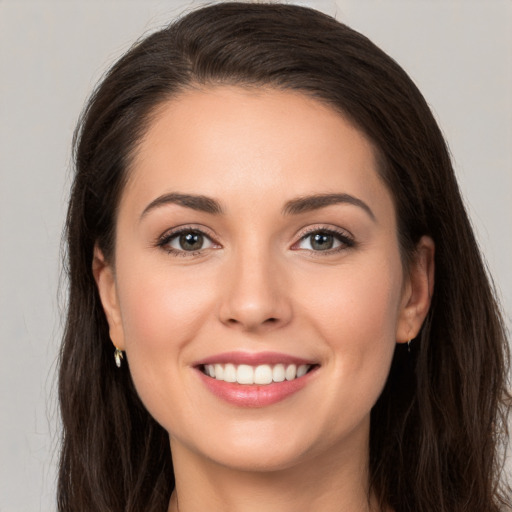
59,3,511,511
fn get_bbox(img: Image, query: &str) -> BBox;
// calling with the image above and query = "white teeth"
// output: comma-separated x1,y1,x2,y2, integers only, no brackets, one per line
237,364,254,384
272,364,285,382
285,364,297,381
214,364,224,380
297,364,309,378
203,362,312,385
254,364,273,385
224,363,237,382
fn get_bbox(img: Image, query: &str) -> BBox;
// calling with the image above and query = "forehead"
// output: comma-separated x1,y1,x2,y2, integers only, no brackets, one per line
123,86,393,220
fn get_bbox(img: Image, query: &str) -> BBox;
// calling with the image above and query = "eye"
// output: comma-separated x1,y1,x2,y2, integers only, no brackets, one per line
158,228,217,255
294,228,354,252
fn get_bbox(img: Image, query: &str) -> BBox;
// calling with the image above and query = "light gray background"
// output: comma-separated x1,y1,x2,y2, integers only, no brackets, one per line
1,0,511,510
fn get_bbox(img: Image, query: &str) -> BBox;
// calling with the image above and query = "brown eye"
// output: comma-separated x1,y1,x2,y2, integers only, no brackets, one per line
299,231,340,251
295,229,354,252
310,233,334,251
178,232,204,251
163,230,215,253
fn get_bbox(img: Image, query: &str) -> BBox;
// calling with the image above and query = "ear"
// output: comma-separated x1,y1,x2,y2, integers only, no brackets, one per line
396,236,435,343
92,245,125,350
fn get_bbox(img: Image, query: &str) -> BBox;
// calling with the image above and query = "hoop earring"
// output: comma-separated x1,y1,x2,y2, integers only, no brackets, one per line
114,347,124,368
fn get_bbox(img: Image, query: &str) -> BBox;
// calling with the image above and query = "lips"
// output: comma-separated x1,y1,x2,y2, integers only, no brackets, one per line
195,351,315,367
193,351,319,407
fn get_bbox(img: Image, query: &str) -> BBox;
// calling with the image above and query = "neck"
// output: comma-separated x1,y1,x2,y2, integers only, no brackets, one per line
167,427,381,512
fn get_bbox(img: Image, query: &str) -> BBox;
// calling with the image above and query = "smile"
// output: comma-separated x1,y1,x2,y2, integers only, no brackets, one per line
194,352,319,407
202,363,312,385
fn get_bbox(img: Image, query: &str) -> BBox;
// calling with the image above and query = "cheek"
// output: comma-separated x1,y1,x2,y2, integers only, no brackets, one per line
117,260,214,351
301,256,401,331
114,260,220,426
114,259,214,374
295,255,403,390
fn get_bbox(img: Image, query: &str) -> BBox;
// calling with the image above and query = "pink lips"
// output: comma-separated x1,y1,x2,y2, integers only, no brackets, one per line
193,351,318,408
194,351,314,367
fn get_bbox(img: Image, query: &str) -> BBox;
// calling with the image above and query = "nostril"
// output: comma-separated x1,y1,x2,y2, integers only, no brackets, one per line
227,317,277,324
224,316,279,329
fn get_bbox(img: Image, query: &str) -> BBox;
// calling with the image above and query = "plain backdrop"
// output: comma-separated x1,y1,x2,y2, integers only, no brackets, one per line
0,0,511,510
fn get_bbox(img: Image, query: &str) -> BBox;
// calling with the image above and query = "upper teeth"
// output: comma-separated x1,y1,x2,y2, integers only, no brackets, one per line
204,363,311,385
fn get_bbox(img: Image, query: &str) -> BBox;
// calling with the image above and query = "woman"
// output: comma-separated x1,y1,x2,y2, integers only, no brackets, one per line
58,2,511,511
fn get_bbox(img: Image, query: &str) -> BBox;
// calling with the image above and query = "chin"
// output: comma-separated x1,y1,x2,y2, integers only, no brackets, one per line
205,442,314,474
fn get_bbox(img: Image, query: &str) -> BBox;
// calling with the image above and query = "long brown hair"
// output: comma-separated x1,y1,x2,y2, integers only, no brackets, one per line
59,3,511,511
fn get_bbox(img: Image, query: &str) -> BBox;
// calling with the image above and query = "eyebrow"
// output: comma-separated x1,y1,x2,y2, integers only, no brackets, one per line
140,193,224,219
140,191,375,222
282,193,376,221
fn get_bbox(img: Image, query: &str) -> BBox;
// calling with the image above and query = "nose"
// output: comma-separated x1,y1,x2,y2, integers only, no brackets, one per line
218,247,293,333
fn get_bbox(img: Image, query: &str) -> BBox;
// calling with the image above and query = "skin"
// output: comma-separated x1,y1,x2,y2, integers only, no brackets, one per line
94,86,434,512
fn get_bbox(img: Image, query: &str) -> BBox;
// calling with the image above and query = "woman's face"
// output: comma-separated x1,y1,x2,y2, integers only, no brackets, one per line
96,86,431,473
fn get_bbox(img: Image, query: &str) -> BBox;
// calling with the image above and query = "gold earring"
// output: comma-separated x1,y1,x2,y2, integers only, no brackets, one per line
114,347,124,368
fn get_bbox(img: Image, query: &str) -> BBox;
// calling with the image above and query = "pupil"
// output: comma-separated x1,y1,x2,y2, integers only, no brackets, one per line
311,233,333,250
179,232,203,251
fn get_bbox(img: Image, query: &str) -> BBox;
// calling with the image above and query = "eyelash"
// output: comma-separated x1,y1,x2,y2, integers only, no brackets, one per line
156,225,355,257
156,227,218,257
293,226,356,255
